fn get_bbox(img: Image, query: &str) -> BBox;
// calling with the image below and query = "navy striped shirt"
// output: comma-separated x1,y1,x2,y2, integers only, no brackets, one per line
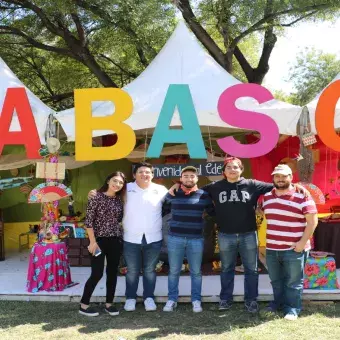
162,188,215,238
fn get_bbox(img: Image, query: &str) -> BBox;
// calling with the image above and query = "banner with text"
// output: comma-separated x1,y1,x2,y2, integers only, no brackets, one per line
135,162,224,178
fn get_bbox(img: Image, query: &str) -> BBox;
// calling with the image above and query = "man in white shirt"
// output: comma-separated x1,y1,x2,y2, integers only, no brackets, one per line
89,162,168,312
123,162,168,312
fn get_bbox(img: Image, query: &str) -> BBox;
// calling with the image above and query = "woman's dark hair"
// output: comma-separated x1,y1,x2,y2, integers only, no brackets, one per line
98,171,127,197
133,162,154,175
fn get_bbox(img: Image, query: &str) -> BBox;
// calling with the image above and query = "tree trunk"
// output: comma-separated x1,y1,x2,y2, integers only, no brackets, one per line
78,48,118,87
225,49,234,74
244,28,277,84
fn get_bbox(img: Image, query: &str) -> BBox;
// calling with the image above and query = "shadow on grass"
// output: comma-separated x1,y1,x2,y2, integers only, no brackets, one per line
0,301,339,339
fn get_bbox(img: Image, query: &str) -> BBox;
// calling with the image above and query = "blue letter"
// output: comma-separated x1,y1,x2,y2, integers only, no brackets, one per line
146,84,206,159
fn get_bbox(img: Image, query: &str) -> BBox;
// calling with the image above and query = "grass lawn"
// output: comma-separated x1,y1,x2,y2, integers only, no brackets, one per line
0,301,340,340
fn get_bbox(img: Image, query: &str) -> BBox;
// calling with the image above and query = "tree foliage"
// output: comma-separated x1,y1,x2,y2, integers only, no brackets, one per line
0,0,175,108
174,0,340,83
0,1,339,110
288,48,340,105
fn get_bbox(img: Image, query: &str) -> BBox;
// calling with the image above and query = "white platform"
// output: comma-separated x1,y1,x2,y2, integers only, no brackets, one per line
1,251,339,302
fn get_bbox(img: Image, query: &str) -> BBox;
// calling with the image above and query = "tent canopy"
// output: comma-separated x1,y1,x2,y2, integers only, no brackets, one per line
56,21,302,141
0,57,54,144
306,72,340,134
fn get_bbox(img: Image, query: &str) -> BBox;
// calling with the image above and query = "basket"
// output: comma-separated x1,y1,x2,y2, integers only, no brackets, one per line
301,131,317,146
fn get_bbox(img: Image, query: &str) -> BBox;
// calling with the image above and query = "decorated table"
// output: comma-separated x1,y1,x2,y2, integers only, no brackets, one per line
304,255,339,289
27,241,73,292
314,220,340,268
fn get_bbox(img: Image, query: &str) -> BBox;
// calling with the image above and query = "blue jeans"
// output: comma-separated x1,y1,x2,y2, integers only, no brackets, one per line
218,231,258,303
123,235,162,300
266,249,309,316
167,235,204,302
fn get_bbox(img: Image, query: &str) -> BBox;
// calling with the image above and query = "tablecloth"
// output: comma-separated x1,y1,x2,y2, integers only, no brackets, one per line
304,256,340,289
27,242,73,292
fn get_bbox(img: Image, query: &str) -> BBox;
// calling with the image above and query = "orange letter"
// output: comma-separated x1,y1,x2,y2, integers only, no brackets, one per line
315,80,340,151
75,88,136,161
0,88,41,158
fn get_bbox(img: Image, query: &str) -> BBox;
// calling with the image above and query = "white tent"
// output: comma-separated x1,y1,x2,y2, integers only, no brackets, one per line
0,57,54,144
306,72,340,134
56,21,302,141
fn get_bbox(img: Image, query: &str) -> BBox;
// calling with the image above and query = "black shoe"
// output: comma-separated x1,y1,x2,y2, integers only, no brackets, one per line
79,306,99,317
219,300,233,311
265,302,281,313
105,305,119,316
245,301,259,314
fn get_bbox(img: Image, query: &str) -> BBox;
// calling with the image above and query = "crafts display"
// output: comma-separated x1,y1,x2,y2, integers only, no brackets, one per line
28,138,80,243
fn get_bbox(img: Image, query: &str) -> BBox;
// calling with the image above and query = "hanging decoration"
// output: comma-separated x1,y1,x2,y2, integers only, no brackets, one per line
19,183,33,194
9,168,19,177
296,182,326,205
279,157,298,174
28,182,72,203
29,137,73,243
0,176,33,190
297,107,314,182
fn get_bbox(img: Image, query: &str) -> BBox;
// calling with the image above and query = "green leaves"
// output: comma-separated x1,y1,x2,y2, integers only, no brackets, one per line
289,48,340,105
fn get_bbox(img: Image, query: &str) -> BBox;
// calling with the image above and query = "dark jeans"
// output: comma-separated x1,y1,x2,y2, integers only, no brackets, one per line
266,249,309,315
218,231,258,303
124,235,162,300
81,237,122,305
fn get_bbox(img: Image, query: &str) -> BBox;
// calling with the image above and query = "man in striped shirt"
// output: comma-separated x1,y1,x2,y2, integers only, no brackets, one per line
162,166,215,313
263,164,318,321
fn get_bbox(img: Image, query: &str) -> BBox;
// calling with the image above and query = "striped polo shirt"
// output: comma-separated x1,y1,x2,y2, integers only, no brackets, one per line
162,188,215,238
263,188,317,251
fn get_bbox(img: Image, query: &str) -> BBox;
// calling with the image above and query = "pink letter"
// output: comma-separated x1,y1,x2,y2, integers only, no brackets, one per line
217,84,279,158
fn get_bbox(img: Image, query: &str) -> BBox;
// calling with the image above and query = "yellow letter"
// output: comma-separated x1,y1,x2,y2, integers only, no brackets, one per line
75,88,136,161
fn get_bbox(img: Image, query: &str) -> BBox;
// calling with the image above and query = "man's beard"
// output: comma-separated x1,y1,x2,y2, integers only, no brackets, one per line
182,183,196,188
273,181,290,189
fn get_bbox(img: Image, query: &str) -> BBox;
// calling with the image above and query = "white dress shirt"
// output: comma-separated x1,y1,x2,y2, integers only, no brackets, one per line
123,181,168,244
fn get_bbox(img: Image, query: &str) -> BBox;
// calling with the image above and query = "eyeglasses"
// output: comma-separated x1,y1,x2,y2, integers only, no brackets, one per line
110,179,124,186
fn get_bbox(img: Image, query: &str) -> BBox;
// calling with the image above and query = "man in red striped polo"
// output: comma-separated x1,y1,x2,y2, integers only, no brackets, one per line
263,164,318,321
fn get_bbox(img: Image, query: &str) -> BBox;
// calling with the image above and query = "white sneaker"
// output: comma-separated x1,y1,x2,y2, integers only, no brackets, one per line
192,300,203,313
284,313,298,321
163,300,177,312
124,299,136,312
144,297,157,311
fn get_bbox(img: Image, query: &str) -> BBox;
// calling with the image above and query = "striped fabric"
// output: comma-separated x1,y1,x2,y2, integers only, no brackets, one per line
163,189,215,238
263,189,317,251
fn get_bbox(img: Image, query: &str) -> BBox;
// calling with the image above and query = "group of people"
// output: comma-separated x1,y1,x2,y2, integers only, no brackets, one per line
79,158,318,321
